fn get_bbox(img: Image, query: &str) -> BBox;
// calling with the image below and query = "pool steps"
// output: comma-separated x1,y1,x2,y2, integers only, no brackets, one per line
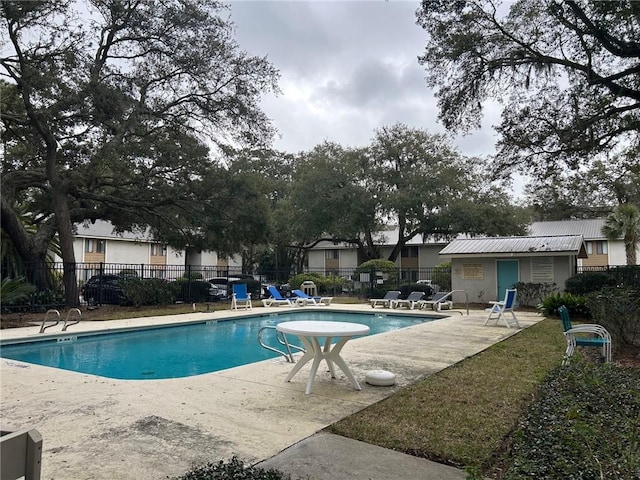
39,308,82,333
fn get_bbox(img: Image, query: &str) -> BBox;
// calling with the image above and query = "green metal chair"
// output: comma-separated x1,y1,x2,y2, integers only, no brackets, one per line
558,305,612,364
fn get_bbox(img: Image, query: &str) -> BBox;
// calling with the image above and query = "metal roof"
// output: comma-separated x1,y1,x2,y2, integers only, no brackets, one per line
529,218,609,239
75,220,155,242
439,235,588,258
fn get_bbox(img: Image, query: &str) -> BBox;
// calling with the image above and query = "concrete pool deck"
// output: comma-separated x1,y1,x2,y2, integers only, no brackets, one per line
1,304,544,479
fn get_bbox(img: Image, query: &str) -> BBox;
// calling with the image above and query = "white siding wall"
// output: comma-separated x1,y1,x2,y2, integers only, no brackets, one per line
339,249,359,269
106,240,149,263
307,250,325,270
608,241,629,265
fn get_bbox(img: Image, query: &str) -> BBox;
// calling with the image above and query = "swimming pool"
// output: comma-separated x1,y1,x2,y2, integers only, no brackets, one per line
0,310,436,380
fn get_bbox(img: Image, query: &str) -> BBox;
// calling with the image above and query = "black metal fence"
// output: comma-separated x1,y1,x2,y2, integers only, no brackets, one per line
5,262,638,313
576,265,640,288
3,262,453,312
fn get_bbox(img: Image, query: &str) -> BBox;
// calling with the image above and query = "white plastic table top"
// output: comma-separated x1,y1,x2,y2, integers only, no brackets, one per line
276,320,370,337
276,321,370,394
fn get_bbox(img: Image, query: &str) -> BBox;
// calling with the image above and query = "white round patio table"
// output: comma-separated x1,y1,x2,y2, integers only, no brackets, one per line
276,320,370,395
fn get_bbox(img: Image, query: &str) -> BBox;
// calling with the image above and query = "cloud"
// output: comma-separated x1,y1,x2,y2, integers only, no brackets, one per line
229,1,503,158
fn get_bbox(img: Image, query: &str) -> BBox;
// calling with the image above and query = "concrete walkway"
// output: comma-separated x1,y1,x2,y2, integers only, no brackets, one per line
0,305,543,479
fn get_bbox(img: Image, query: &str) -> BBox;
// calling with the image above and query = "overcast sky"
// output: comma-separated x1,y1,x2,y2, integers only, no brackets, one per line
228,0,503,159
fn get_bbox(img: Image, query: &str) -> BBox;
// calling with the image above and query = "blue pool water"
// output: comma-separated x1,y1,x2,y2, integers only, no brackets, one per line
0,311,435,380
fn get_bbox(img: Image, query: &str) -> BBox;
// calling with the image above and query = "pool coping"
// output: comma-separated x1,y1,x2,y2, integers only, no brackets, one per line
1,304,544,479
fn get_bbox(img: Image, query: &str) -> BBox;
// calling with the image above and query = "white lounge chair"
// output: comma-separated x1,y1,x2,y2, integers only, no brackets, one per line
370,290,401,308
419,292,453,311
391,291,424,310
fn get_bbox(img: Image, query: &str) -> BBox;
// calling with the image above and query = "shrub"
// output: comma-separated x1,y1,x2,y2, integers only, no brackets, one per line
121,278,178,307
505,362,640,479
587,286,640,348
514,282,557,307
431,261,451,291
287,273,339,295
537,292,590,318
354,259,399,287
118,268,139,278
175,279,211,303
565,272,617,295
172,456,290,480
399,283,433,298
181,271,204,280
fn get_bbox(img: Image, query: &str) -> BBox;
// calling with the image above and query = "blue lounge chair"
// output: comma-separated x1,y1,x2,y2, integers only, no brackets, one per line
559,305,612,364
391,291,424,310
262,286,295,307
230,283,252,310
370,290,401,308
291,289,333,306
485,289,519,328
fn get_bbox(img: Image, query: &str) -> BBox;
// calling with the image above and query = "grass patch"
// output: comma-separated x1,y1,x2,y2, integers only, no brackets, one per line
328,318,567,471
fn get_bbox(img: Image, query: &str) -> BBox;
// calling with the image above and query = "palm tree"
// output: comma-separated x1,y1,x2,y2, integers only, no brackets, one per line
602,203,640,265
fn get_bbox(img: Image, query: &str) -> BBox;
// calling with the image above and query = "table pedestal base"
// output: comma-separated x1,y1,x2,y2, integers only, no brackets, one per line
285,335,361,395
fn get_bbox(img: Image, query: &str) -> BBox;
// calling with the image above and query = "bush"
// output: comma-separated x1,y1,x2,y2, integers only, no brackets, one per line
399,283,433,298
537,292,590,318
121,278,178,307
172,456,290,480
565,272,617,295
505,362,640,479
514,282,557,307
175,279,211,303
587,286,640,348
181,271,204,280
354,259,399,287
431,262,451,291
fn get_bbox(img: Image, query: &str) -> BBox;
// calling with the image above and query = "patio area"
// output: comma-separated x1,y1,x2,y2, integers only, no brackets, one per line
0,305,543,479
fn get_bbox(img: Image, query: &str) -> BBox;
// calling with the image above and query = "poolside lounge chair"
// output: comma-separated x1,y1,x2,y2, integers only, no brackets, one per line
370,290,401,308
559,305,612,364
291,289,333,306
391,291,424,310
485,289,519,328
230,283,252,310
419,291,453,311
262,286,296,307
0,427,43,480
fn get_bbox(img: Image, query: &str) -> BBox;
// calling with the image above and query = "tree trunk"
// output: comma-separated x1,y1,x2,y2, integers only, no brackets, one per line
0,197,53,291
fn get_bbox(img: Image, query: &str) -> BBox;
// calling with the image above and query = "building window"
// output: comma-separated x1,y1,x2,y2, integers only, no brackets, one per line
596,241,608,255
151,243,166,256
84,239,105,253
401,246,418,258
325,249,339,260
587,241,608,255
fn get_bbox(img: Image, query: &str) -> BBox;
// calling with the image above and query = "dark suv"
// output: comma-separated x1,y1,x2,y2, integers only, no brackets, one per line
81,274,126,305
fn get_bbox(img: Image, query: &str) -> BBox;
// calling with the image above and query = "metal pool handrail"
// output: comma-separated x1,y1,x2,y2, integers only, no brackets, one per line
258,326,305,363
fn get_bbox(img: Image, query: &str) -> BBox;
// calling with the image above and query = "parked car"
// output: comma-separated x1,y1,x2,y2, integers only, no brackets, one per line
207,283,226,302
206,277,241,300
81,274,126,305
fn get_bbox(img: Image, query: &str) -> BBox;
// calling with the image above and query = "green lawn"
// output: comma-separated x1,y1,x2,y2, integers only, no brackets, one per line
328,318,567,472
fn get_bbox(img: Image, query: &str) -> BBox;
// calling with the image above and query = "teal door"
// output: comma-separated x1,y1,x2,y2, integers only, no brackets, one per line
496,260,519,301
